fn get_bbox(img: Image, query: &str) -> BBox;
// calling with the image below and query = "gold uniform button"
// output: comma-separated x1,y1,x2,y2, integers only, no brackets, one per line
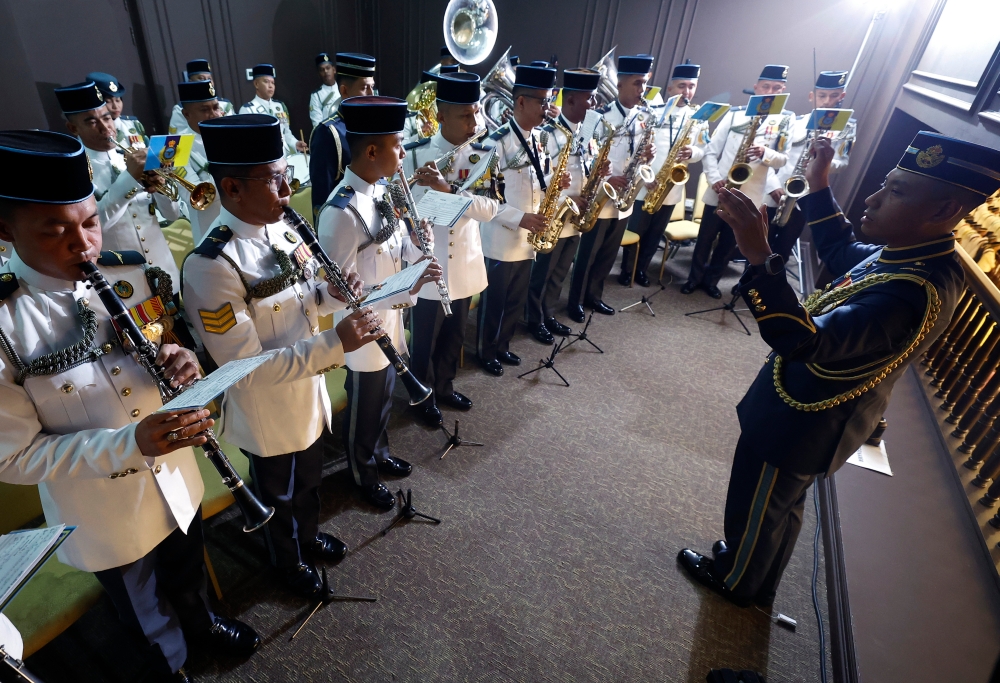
148,260,153,265
305,309,310,316
449,242,454,246
273,303,281,312
102,343,113,353
108,473,118,480
755,305,766,312
82,298,89,306
449,230,455,235
449,254,453,259
0,245,5,252
61,383,75,394
140,237,146,242
111,366,122,375
298,292,304,299
132,213,137,218
131,408,140,418
121,387,132,397
154,465,162,474
311,326,318,334
377,248,383,254
144,248,149,254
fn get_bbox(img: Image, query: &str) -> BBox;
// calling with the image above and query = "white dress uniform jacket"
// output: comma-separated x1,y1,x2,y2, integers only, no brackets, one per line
402,132,498,300
182,206,347,457
0,253,201,572
598,100,651,220
88,147,183,293
176,132,220,245
637,103,709,207
318,168,424,372
478,121,547,262
540,115,587,239
114,115,146,148
702,106,792,207
764,112,807,209
309,84,341,129
169,99,235,134
0,240,11,265
240,96,299,154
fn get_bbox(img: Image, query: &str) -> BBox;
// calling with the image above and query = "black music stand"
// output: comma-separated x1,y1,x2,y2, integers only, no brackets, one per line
517,337,570,387
289,567,377,642
439,419,484,459
380,489,441,536
562,312,603,353
684,264,752,336
620,283,667,316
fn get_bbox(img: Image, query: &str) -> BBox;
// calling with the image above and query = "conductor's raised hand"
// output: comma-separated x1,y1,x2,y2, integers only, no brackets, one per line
715,187,772,266
805,137,836,193
335,308,383,352
135,409,214,457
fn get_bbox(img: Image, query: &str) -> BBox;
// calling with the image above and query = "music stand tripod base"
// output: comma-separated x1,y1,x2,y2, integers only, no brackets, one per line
562,312,604,354
684,288,752,336
380,488,442,536
620,284,666,316
440,419,484,459
517,337,570,387
289,566,377,642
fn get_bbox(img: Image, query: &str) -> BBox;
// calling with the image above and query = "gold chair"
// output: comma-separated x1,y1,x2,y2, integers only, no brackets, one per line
289,186,314,227
659,172,707,282
620,230,641,287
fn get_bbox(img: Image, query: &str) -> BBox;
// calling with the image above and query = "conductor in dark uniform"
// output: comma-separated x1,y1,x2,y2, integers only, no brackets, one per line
679,132,1000,607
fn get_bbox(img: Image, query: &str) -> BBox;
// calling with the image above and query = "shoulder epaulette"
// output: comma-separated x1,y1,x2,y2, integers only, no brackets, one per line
97,250,146,266
488,124,510,141
596,103,612,114
219,97,232,103
193,225,235,258
327,186,355,210
405,111,418,119
241,101,254,110
471,142,491,151
274,98,285,105
121,115,138,121
0,272,19,302
321,112,343,126
404,138,431,151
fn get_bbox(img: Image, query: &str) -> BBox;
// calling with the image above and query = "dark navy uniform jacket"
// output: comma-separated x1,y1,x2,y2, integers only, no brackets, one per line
735,187,965,475
308,112,349,218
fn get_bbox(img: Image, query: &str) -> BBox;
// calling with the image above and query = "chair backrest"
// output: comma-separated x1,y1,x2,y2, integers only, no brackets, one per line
669,197,685,221
693,172,708,221
161,218,194,273
288,187,314,227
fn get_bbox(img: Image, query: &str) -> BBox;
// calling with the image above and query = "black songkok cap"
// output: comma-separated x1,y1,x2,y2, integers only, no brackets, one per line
898,131,1000,197
186,59,212,76
759,65,789,82
618,55,653,75
562,68,600,92
816,70,848,90
316,52,332,66
440,64,460,75
436,73,481,105
252,64,276,79
178,80,218,103
421,71,439,84
336,53,376,79
0,130,94,203
671,62,700,80
514,65,556,89
54,81,105,115
441,45,452,58
339,96,408,135
200,114,284,165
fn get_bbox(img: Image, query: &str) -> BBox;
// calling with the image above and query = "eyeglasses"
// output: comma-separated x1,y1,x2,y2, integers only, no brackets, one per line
229,167,293,192
520,94,554,107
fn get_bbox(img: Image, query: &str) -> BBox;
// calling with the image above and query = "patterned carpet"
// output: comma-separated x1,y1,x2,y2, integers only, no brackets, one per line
26,250,832,683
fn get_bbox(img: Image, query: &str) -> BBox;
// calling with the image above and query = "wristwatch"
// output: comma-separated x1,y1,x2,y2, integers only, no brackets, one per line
750,253,784,277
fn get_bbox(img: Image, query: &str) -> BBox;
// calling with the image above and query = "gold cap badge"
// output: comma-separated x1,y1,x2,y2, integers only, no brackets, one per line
916,145,945,168
109,81,118,93
95,85,104,102
781,67,788,78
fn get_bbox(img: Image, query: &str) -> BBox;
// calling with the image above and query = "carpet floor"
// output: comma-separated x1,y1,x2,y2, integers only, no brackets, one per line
25,250,832,683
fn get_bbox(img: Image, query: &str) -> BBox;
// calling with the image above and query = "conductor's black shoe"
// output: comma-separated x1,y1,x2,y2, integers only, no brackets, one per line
590,300,615,315
546,317,572,336
635,272,651,287
280,562,323,600
617,272,632,287
704,285,723,299
567,304,586,323
480,359,504,376
377,456,412,477
680,281,697,294
530,323,555,345
712,539,728,559
731,283,740,296
421,403,444,427
305,532,348,563
498,351,521,366
438,391,473,410
200,616,261,657
677,548,752,608
362,483,397,510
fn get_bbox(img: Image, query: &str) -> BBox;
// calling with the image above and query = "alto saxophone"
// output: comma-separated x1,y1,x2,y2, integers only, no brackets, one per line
528,121,580,254
643,108,696,215
572,119,619,234
725,113,764,189
616,107,656,210
774,131,815,227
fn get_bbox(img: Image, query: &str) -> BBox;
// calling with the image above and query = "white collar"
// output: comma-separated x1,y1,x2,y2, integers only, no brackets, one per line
9,251,82,293
342,168,378,198
218,205,267,241
513,120,535,138
253,95,273,105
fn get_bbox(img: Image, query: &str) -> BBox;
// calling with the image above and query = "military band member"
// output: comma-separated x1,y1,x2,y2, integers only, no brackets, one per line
87,71,148,150
426,45,460,77
169,59,235,134
309,53,377,218
679,132,995,609
56,82,184,296
175,80,225,243
309,52,341,130
318,97,442,510
239,64,306,155
476,64,560,376
682,65,792,298
404,73,499,426
526,68,601,343
182,114,381,599
619,61,708,287
0,130,260,683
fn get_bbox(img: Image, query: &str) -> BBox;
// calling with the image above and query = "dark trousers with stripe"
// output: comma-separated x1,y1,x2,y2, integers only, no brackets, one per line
343,365,396,488
569,216,630,307
244,435,324,569
712,435,815,601
621,201,675,279
94,510,213,674
410,295,472,406
526,234,580,325
687,205,739,288
478,258,532,361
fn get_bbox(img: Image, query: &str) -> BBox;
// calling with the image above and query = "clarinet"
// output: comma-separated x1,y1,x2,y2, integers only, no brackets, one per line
78,261,275,533
0,646,43,683
280,206,433,406
389,167,452,316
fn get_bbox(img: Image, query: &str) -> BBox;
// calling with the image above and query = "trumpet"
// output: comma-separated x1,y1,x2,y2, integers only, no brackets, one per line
109,137,217,210
281,207,434,405
78,261,275,533
725,115,764,189
406,128,488,184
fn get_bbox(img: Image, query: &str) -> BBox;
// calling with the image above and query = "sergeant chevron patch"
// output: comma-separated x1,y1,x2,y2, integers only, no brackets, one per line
198,302,237,334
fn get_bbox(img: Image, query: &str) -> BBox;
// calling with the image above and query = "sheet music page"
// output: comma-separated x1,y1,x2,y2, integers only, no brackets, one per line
414,190,473,227
360,260,430,307
0,525,66,606
158,351,277,412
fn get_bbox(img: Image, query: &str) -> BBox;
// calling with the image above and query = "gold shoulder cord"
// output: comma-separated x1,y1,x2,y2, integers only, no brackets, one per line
773,273,941,412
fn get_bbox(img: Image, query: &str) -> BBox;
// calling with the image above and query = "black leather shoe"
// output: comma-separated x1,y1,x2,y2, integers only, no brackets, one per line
617,272,632,287
201,616,261,657
677,549,751,607
280,562,323,600
421,403,444,427
438,391,473,410
362,483,397,510
711,539,728,559
377,455,412,477
590,300,615,316
567,304,586,323
305,532,348,563
546,318,572,336
704,285,723,299
635,272,650,287
731,283,740,296
480,359,504,376
680,281,696,294
498,351,521,365
530,323,554,345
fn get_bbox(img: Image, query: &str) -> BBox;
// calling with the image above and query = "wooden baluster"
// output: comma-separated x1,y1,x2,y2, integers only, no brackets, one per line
947,360,1000,426
936,319,996,399
923,290,974,365
972,442,1000,487
927,298,980,375
930,306,987,386
957,388,1000,455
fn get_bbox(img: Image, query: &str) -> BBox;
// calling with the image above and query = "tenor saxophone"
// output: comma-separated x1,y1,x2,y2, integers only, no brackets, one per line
528,121,580,254
774,131,815,227
643,110,696,215
725,114,764,189
572,119,619,234
616,108,656,210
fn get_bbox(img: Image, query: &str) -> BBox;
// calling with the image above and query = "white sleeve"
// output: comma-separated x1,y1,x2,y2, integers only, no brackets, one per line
97,172,144,227
460,192,501,223
702,114,732,185
309,92,323,128
153,194,182,222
